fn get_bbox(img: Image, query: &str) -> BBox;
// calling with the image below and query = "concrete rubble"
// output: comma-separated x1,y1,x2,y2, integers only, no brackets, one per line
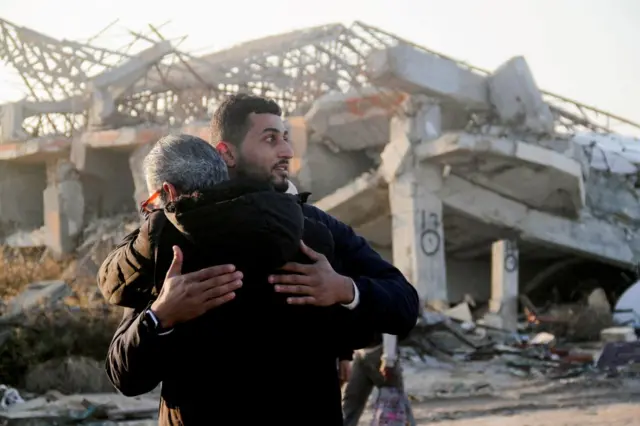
1,17,640,424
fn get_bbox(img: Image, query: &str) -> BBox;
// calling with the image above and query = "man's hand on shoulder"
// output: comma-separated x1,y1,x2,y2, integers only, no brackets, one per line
268,241,355,307
150,246,243,328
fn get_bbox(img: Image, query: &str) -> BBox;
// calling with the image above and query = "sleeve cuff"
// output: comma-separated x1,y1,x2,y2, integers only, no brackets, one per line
340,278,360,310
146,309,174,335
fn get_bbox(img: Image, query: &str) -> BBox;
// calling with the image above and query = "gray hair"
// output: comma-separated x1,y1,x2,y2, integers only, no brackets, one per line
143,134,229,201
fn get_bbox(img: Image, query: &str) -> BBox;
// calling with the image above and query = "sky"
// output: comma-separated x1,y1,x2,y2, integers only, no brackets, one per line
0,0,638,132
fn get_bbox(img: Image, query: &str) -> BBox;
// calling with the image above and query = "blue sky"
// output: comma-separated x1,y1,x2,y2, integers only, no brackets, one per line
1,0,638,128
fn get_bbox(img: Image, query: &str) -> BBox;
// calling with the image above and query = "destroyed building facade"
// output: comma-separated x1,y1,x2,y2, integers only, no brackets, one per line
1,18,639,330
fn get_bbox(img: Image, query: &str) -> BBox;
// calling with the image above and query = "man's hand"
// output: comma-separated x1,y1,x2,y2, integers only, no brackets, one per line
150,246,243,328
338,360,352,385
269,241,354,306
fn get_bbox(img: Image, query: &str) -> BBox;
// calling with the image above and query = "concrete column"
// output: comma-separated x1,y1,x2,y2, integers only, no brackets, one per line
43,159,84,256
390,170,448,309
129,142,155,207
489,239,519,331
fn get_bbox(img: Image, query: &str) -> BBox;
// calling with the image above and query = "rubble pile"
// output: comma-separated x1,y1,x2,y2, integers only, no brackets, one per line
66,214,140,287
401,288,640,385
0,212,160,424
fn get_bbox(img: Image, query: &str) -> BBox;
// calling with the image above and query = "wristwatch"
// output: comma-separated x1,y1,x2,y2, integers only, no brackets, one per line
142,309,173,335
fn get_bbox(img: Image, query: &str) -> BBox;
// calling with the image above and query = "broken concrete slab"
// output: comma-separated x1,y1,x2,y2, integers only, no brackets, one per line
304,88,404,151
488,56,555,135
314,171,387,228
3,281,71,319
366,43,489,110
601,327,637,344
445,302,473,323
415,132,585,217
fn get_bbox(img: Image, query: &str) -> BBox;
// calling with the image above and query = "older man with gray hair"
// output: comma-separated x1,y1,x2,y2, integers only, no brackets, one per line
104,133,371,425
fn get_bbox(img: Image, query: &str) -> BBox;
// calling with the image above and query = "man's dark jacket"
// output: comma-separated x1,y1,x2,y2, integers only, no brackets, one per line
100,182,420,425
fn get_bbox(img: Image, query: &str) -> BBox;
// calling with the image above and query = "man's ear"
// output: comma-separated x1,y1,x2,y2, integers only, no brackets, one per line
217,141,236,167
162,182,179,201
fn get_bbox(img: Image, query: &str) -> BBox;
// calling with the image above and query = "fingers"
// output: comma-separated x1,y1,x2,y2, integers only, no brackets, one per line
274,284,312,296
269,274,313,286
286,296,316,305
165,246,183,279
194,271,243,293
300,240,323,262
278,262,314,275
201,279,242,300
183,264,237,283
202,291,237,310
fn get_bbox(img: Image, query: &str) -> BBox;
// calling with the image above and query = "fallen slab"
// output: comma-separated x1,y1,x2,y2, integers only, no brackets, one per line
366,43,489,110
415,132,585,217
488,56,555,135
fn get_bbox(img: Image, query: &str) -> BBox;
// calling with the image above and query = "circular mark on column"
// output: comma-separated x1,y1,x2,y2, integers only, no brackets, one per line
504,254,518,272
420,230,441,256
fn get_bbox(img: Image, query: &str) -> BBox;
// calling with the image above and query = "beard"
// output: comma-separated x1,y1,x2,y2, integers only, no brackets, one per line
234,163,289,193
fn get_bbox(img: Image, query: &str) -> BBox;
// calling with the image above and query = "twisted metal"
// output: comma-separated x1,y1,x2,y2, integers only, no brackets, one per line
0,18,637,139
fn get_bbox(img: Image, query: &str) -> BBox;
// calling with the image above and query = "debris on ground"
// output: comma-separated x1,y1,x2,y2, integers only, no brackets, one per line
0,391,158,424
400,285,640,384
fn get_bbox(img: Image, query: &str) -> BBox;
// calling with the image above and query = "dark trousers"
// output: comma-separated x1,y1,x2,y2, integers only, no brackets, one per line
342,346,414,426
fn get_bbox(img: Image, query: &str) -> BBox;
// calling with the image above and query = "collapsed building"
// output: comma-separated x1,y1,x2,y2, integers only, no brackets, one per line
1,18,639,330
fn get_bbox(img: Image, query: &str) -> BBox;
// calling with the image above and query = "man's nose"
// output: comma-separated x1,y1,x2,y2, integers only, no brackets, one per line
277,140,294,159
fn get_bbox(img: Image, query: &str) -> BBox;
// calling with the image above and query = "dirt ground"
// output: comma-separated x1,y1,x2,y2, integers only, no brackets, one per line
411,403,640,426
356,359,640,425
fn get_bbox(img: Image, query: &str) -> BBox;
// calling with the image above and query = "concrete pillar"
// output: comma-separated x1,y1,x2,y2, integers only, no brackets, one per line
129,142,155,207
43,159,84,255
489,239,519,331
390,170,448,309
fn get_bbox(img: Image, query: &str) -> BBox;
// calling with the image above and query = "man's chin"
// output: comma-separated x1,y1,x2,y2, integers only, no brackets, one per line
271,176,289,193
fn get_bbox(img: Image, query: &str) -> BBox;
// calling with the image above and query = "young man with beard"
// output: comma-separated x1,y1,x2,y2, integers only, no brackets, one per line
99,94,419,424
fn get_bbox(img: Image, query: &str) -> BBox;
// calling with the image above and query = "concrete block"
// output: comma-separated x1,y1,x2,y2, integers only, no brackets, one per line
488,56,555,135
601,327,637,343
367,43,489,110
4,281,72,318
304,89,401,151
